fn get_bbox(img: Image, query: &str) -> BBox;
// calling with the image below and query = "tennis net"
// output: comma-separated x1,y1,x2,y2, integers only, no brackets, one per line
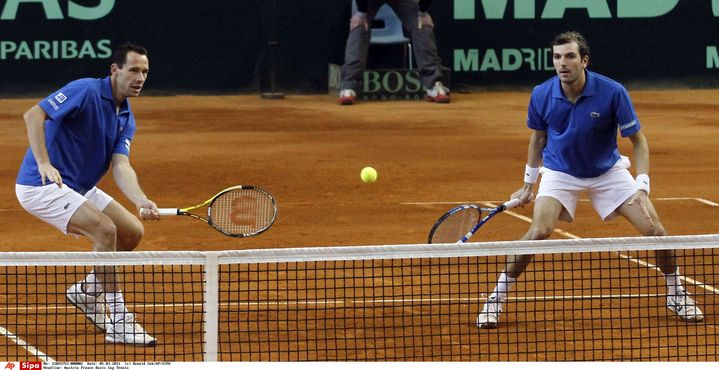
2,234,718,361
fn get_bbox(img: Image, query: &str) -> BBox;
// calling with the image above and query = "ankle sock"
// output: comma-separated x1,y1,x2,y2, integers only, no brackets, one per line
489,272,516,301
106,291,129,323
82,271,103,296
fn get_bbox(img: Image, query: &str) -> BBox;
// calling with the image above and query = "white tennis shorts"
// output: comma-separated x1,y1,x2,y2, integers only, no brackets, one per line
15,184,114,234
536,156,637,222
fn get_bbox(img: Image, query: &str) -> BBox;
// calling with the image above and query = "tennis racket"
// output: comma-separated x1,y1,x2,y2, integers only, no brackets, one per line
428,199,521,244
156,185,277,238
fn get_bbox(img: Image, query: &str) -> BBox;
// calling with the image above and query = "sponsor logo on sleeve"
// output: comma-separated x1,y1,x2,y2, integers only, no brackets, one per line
125,139,131,151
47,99,59,110
619,119,637,130
54,92,67,104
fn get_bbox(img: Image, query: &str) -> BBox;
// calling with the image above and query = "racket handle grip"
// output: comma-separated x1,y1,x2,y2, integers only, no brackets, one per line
157,208,180,216
503,198,521,210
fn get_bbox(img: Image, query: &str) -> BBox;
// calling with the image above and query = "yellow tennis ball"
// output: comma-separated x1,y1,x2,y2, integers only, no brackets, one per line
360,167,378,183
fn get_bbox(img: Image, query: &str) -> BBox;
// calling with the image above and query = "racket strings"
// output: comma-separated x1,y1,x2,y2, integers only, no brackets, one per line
430,208,481,244
210,189,276,235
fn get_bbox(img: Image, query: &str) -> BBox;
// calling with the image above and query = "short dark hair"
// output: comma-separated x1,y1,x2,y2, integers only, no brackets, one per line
111,42,148,67
551,31,590,60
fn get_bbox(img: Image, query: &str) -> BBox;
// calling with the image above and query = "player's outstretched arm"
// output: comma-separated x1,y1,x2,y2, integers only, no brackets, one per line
111,153,159,220
512,129,546,206
526,129,546,170
626,130,653,224
628,130,650,177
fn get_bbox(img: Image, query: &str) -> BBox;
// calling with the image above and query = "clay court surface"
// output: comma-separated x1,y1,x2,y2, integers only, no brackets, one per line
1,90,718,361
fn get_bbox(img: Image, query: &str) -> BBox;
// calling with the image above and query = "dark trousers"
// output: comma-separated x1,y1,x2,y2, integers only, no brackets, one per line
340,0,443,91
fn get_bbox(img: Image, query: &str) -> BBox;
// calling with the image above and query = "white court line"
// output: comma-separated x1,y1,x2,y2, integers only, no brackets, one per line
652,197,718,206
0,292,671,311
402,197,718,206
0,302,203,312
231,293,672,306
0,326,54,362
225,293,668,306
478,201,719,295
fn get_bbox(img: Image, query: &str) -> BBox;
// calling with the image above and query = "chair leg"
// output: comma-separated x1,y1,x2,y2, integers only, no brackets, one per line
408,43,414,69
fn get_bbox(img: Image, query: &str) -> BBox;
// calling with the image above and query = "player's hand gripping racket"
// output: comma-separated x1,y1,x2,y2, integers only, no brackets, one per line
156,185,277,238
428,199,520,244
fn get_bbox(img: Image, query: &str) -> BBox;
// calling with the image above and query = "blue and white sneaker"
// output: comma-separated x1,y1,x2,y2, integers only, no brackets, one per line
106,313,157,346
667,293,704,322
66,281,110,331
476,296,504,329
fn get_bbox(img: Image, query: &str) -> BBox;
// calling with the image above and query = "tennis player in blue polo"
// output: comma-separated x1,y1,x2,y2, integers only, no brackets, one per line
15,43,158,346
477,32,703,328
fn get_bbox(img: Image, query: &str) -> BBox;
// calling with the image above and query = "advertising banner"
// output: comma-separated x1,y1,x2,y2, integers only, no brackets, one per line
1,1,717,93
442,0,719,87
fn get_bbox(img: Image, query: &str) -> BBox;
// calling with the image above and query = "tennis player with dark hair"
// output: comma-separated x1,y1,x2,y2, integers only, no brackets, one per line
15,42,158,345
477,31,703,328
338,0,449,105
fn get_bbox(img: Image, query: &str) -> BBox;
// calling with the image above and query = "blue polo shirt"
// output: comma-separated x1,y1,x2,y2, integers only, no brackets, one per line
527,70,640,178
16,77,136,194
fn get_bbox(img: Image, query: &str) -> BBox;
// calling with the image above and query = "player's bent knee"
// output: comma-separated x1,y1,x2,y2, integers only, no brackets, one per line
126,225,144,250
118,220,144,251
526,225,553,240
644,224,666,237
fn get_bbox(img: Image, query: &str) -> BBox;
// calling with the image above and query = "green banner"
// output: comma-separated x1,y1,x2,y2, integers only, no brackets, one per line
1,1,717,93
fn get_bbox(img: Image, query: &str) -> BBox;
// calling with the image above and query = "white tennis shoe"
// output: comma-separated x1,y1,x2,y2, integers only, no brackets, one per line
66,281,110,331
106,313,157,346
667,293,704,322
338,89,356,105
476,296,504,329
425,81,450,103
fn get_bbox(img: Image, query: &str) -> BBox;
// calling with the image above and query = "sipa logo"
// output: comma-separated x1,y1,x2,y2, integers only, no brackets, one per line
20,363,41,370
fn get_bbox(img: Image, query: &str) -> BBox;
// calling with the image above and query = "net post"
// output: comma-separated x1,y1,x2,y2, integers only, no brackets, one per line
203,252,220,361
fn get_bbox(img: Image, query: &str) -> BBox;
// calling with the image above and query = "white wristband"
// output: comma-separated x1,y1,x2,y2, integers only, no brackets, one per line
636,174,650,194
524,165,540,184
